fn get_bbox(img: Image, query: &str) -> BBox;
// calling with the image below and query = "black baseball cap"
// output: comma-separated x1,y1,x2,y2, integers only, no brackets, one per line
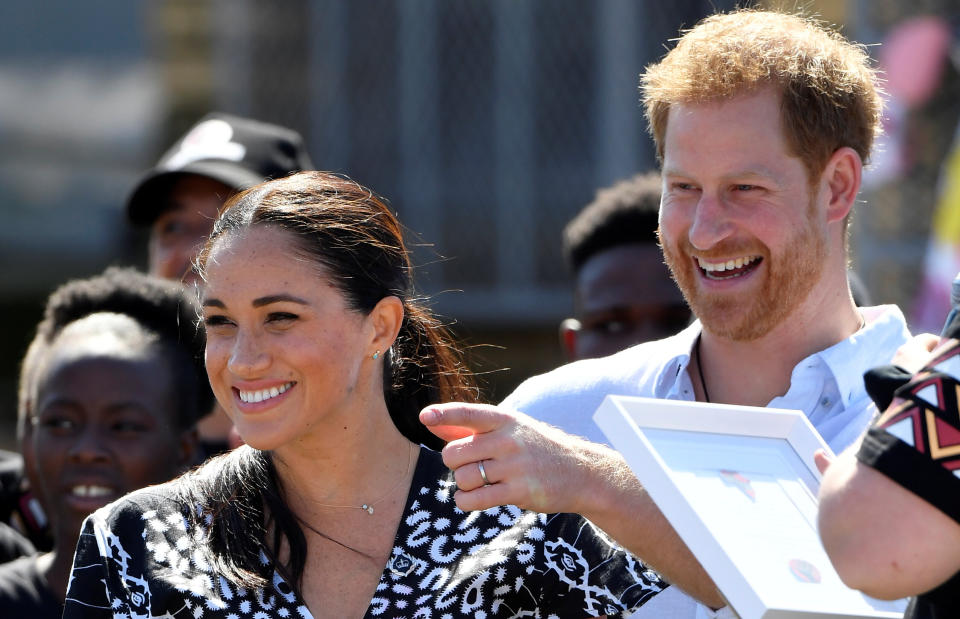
126,112,315,225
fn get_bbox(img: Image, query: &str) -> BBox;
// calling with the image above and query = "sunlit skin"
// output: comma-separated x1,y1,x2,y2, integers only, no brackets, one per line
201,224,422,616
660,93,826,342
27,313,195,603
658,87,861,406
563,244,690,360
202,227,383,454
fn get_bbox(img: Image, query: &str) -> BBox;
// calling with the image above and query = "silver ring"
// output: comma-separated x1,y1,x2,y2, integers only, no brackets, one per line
477,460,491,486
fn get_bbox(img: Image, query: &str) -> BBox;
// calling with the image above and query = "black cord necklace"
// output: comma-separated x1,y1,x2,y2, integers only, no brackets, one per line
695,334,711,403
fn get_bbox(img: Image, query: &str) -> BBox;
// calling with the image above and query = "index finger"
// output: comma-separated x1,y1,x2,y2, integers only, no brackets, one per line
419,402,512,441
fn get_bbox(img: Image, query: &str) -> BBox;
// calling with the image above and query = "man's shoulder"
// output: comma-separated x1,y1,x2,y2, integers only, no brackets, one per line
501,332,692,442
513,338,678,396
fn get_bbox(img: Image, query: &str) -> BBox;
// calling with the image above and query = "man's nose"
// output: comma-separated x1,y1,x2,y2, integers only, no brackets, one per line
687,193,734,250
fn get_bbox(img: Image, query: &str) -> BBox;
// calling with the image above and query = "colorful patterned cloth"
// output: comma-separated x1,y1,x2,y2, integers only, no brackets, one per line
858,330,960,618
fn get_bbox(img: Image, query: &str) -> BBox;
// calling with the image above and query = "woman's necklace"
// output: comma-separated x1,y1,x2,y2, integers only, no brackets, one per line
310,442,414,515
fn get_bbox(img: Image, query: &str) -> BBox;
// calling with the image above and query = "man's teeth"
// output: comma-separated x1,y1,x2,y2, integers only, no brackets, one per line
697,255,759,273
238,382,294,403
72,485,113,498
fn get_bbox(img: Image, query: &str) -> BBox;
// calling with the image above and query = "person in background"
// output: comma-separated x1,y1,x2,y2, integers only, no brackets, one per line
559,171,691,362
128,112,314,457
0,267,208,617
417,9,912,618
818,325,960,619
0,113,307,557
62,171,665,618
0,452,39,562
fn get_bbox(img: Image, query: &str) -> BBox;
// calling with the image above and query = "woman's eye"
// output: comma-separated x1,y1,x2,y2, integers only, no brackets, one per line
203,315,234,328
267,312,298,324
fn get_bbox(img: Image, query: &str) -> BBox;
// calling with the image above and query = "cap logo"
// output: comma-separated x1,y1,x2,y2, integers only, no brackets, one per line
163,119,246,170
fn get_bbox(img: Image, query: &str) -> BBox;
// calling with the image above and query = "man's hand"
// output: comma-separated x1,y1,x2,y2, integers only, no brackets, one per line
419,402,591,514
420,402,727,609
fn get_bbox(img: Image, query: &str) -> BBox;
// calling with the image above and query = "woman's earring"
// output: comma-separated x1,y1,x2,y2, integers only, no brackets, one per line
372,350,381,360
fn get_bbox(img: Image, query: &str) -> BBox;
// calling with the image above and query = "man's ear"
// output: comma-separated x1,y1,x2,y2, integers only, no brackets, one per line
822,146,862,223
369,296,405,355
559,318,580,361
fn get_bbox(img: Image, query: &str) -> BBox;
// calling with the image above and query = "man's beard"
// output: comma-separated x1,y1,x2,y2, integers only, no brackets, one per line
660,202,826,342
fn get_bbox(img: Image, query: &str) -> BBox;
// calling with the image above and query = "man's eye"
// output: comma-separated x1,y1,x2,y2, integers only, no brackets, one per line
734,184,757,191
154,219,187,238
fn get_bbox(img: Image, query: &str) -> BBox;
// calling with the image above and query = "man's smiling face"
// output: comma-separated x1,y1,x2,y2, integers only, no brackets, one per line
658,87,828,341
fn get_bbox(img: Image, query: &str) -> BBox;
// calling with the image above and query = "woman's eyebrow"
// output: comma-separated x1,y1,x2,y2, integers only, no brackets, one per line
202,294,310,308
252,294,310,307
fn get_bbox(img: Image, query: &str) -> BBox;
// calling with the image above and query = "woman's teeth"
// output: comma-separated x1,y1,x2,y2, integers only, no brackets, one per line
238,382,294,403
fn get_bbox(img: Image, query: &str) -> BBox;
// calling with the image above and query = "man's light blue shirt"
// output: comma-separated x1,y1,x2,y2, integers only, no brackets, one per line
502,305,911,455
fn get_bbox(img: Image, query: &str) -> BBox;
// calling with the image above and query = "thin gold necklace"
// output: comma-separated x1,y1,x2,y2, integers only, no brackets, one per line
309,442,414,515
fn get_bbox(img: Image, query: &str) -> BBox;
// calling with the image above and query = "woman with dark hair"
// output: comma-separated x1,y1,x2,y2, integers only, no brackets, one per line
63,172,664,618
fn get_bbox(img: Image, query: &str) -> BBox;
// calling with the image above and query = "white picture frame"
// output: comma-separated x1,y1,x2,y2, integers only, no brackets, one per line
593,395,907,619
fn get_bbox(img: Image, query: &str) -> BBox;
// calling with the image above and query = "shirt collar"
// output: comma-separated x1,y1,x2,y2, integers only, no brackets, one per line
805,305,911,406
659,306,909,405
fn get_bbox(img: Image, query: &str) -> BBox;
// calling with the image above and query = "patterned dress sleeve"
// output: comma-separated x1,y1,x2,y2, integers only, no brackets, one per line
856,337,960,525
62,499,169,618
536,512,666,618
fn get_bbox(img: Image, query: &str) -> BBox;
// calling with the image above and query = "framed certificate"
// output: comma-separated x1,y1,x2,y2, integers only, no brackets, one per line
593,395,907,619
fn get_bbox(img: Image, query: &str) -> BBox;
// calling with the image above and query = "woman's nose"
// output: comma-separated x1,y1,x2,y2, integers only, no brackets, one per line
227,330,270,376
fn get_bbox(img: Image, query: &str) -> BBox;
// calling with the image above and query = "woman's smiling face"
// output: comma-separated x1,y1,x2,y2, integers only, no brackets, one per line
202,225,378,452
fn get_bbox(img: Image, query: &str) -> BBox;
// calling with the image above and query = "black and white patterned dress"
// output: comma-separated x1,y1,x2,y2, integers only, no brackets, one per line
62,448,665,618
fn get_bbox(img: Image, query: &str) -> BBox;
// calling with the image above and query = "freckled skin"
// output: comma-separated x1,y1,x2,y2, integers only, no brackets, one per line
202,226,378,455
659,88,828,341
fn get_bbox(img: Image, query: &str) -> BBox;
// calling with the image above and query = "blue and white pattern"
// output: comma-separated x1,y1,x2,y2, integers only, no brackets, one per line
63,449,665,618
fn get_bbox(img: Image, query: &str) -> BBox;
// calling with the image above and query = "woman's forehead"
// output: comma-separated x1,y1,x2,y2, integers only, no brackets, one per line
203,230,334,301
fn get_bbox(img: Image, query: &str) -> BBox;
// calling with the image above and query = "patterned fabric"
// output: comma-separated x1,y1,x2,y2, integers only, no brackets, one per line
860,337,960,523
857,336,960,619
62,448,664,618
